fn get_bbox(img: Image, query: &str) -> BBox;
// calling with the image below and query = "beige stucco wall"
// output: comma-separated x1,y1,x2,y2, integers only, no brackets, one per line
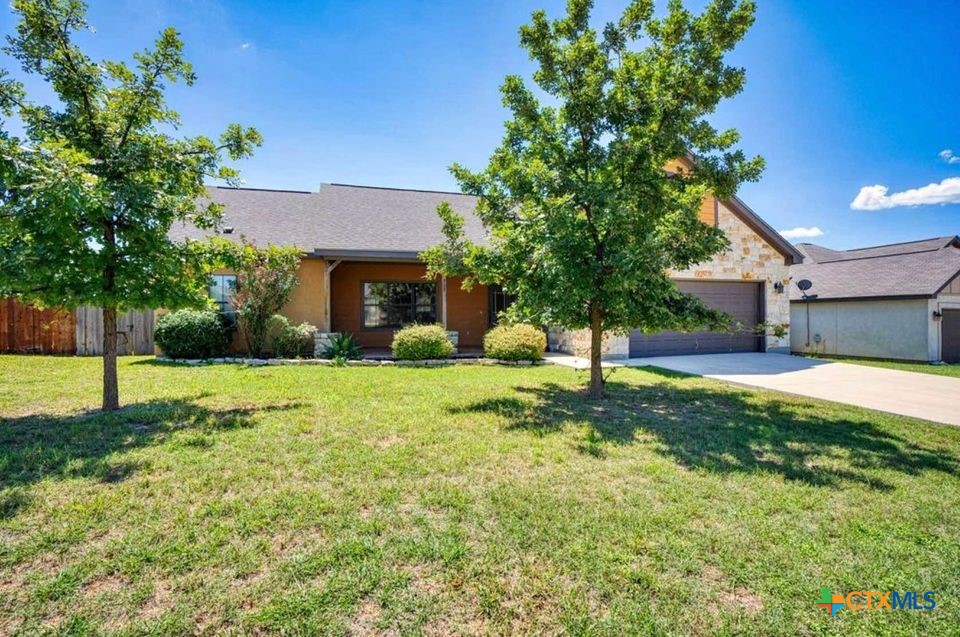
155,257,329,355
790,299,931,361
282,257,328,328
211,257,328,330
550,200,793,359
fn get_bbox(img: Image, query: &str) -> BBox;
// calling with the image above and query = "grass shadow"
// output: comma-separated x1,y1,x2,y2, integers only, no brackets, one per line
0,396,303,492
450,370,958,490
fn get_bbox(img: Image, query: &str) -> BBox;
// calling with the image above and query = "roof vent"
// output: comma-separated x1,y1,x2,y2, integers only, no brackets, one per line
222,226,234,235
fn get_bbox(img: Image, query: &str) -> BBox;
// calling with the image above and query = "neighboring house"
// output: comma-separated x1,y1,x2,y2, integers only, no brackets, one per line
172,175,801,358
790,236,960,362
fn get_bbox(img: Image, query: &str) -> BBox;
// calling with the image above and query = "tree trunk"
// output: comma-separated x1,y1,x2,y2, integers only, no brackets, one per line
588,303,604,398
102,305,120,411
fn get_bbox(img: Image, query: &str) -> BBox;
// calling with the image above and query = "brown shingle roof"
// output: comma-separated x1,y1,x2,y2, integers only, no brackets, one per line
171,182,800,263
169,184,487,258
791,236,960,301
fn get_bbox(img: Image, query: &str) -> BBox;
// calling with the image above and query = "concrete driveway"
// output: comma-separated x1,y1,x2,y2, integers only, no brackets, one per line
621,353,959,427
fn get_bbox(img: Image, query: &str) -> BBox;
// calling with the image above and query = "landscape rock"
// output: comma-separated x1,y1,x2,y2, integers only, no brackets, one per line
148,354,542,369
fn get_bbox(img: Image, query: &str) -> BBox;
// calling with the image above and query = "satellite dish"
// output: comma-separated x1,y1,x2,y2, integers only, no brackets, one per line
797,279,813,291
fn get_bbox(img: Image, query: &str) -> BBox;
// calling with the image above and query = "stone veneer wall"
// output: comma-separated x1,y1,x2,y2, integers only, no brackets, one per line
548,200,792,359
547,327,630,359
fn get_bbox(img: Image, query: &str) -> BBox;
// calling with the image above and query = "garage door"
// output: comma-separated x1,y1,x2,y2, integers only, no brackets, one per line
629,280,763,357
942,309,960,363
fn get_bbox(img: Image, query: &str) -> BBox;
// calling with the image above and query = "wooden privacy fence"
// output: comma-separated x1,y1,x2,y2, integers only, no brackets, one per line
75,306,155,355
0,299,76,354
0,299,154,355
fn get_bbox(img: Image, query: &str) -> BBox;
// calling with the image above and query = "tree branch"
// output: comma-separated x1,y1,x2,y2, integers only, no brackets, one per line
116,47,177,152
47,1,104,149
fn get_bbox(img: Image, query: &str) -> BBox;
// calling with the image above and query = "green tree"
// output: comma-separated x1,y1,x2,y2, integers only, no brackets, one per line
0,0,261,410
219,239,302,358
422,0,762,397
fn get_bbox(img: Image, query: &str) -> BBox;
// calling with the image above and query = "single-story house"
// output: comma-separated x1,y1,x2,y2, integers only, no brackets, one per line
172,171,801,359
790,236,960,362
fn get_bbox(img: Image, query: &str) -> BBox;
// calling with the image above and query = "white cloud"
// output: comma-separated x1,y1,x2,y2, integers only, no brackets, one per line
850,177,960,210
240,42,251,50
939,149,960,165
779,226,825,239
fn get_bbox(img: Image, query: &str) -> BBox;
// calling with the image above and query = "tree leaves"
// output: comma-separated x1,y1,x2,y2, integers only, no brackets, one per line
215,239,302,357
424,0,761,341
0,0,263,312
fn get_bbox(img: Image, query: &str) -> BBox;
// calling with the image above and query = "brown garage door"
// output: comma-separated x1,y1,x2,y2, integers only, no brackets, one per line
629,280,763,357
942,309,960,363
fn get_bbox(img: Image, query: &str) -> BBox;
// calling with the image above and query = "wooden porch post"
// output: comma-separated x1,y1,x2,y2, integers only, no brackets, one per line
441,275,448,328
324,259,342,332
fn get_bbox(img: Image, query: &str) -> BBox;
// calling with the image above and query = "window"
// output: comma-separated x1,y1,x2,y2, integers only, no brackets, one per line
362,281,436,329
209,274,237,326
488,284,516,326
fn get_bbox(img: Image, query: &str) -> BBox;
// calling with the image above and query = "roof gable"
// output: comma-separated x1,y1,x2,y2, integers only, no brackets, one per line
669,155,803,264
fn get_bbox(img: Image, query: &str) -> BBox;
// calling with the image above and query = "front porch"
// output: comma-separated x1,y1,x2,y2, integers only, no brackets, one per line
323,258,502,352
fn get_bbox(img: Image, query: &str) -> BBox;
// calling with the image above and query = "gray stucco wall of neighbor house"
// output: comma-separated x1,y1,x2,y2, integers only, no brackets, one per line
790,299,930,361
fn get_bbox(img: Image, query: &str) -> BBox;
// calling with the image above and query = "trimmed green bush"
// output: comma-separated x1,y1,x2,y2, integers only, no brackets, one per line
483,324,546,361
154,310,230,359
269,315,317,358
391,324,454,361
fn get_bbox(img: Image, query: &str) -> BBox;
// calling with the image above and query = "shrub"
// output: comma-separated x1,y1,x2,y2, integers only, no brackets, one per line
391,324,454,360
269,315,317,358
225,241,302,357
154,310,230,359
483,323,546,361
321,332,363,361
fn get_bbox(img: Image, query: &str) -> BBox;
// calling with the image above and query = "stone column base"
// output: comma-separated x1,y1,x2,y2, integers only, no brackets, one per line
446,330,459,354
314,332,340,356
547,327,629,360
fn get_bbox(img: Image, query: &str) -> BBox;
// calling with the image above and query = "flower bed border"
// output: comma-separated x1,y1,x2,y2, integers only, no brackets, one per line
154,356,546,367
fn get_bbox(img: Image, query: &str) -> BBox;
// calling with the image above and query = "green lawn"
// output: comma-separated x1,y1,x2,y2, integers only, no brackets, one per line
1,356,959,636
804,355,960,378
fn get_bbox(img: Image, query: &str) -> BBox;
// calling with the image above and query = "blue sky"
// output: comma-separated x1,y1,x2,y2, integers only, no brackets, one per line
2,0,958,250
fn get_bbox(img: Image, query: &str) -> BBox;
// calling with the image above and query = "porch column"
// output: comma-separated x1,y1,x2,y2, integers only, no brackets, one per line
441,276,448,328
323,259,342,332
